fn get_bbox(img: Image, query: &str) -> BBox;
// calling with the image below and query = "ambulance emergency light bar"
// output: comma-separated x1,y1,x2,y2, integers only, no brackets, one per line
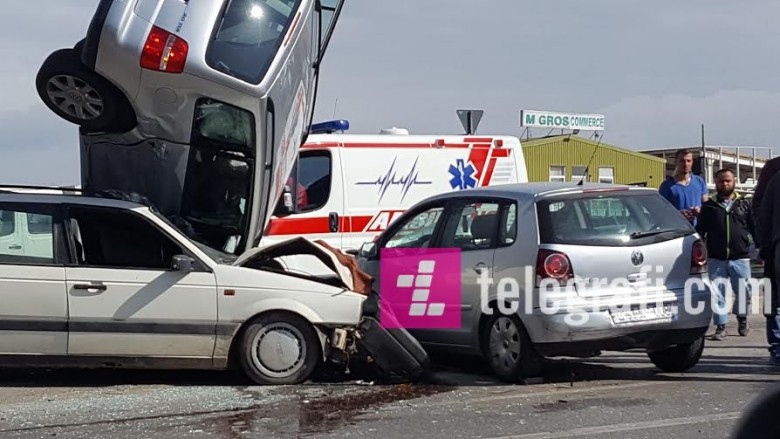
309,119,350,134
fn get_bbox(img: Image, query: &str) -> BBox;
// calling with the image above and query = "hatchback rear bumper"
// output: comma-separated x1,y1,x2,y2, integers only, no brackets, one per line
524,288,712,347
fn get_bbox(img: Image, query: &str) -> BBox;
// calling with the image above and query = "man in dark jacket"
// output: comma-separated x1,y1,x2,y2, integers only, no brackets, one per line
696,169,754,340
754,156,780,365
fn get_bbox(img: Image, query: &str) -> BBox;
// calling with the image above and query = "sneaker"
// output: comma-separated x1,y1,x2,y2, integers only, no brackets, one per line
738,317,749,336
711,325,727,341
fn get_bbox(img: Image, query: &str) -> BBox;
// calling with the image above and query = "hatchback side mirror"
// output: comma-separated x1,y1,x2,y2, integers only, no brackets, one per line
359,242,378,259
171,255,195,272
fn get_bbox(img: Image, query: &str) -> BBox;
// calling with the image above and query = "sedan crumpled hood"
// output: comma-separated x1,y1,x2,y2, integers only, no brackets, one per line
233,237,372,294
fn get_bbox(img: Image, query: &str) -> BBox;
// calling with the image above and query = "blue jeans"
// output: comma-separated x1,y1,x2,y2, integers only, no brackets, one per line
708,258,753,326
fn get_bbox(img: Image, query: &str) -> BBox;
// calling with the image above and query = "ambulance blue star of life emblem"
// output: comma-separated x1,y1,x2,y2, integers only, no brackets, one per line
449,159,477,190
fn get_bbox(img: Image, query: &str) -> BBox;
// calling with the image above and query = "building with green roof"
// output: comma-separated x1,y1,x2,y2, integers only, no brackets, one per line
521,135,667,189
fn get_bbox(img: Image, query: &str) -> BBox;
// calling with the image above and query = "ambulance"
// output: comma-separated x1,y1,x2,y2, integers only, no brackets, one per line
258,121,529,273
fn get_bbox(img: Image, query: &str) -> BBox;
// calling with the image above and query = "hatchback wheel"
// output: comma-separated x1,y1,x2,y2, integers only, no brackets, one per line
35,48,136,133
647,335,704,372
483,314,542,382
238,313,321,385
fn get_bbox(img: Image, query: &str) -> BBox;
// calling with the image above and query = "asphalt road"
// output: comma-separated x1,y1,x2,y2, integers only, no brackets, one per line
1,314,778,439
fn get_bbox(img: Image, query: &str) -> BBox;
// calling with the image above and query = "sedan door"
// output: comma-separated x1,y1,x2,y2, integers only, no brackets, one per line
0,203,67,355
63,205,218,359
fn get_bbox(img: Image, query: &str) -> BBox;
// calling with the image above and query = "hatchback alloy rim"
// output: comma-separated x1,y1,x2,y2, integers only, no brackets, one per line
489,317,521,373
250,323,306,378
46,74,104,120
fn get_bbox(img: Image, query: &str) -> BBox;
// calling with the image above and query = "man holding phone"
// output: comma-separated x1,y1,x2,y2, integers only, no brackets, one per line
659,149,710,226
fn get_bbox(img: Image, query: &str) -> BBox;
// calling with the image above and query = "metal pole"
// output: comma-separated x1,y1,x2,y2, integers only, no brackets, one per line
736,147,741,184
753,147,757,187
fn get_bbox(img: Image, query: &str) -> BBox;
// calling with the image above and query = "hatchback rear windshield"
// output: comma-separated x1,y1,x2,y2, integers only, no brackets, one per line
537,191,695,246
207,0,302,84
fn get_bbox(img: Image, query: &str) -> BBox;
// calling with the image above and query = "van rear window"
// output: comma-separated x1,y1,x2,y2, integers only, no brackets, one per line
537,192,694,246
206,0,302,84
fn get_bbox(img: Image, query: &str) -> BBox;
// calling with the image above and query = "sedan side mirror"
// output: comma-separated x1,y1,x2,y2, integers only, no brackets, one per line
359,241,378,259
171,255,196,272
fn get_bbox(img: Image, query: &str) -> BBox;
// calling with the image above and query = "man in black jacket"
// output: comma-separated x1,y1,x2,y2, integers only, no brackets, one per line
754,156,780,365
696,169,755,340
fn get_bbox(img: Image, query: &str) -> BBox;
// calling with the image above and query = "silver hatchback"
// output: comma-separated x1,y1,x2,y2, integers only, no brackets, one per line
357,183,713,382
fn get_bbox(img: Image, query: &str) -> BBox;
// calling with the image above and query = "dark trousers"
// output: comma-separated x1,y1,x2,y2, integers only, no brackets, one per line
766,243,780,346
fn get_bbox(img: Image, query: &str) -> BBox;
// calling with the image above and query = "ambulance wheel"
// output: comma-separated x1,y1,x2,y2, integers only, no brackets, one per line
238,312,322,385
35,48,136,133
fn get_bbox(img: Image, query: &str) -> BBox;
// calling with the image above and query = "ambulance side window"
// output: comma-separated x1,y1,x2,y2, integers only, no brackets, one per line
294,151,332,213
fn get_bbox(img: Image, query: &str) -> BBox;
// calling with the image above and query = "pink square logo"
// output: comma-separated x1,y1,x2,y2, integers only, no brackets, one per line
380,248,461,329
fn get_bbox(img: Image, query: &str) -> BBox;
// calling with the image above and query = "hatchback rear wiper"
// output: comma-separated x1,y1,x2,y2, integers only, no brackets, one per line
629,229,679,239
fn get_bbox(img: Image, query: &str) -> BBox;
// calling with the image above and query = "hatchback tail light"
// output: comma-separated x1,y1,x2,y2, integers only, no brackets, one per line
140,26,188,73
536,249,573,286
691,239,708,274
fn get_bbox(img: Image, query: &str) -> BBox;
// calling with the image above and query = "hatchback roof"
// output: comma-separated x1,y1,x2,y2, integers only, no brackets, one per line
420,182,653,204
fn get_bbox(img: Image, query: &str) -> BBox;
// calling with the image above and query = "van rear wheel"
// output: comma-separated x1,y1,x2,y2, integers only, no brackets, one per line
35,48,136,133
648,335,704,372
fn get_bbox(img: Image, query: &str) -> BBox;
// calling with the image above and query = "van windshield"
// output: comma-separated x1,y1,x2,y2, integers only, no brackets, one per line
537,191,694,247
207,0,303,84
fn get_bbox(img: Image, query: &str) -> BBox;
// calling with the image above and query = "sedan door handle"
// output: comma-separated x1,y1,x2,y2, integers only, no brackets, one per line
73,283,107,292
474,262,488,274
8,245,21,250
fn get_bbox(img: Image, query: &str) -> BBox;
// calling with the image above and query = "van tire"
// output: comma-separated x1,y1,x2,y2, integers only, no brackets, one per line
35,48,136,134
482,314,543,382
238,312,321,385
647,335,704,372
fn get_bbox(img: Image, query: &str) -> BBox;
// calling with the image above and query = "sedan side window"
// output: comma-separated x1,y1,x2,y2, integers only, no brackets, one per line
384,206,444,249
67,207,184,270
0,207,55,265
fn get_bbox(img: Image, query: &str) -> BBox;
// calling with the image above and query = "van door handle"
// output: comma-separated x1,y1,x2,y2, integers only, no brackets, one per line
8,245,21,250
73,283,107,292
329,212,339,232
474,262,488,274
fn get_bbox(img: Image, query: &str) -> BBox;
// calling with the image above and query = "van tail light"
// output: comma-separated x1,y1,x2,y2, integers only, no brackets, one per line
140,26,188,73
691,240,708,274
536,249,573,286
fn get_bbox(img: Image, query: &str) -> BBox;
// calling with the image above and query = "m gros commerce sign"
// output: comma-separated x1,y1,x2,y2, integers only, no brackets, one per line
520,110,605,131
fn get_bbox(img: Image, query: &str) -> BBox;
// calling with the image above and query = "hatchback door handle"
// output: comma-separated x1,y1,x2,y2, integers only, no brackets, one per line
474,262,488,274
73,283,107,292
8,245,21,250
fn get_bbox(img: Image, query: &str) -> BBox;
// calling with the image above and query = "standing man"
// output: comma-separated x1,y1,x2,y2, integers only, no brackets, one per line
659,149,710,225
696,169,754,340
754,156,780,365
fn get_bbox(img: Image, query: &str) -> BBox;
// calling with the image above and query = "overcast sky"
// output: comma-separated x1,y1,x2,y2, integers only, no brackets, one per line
2,0,779,185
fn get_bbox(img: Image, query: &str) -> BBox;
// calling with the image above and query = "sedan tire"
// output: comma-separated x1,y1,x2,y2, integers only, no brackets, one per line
239,312,322,385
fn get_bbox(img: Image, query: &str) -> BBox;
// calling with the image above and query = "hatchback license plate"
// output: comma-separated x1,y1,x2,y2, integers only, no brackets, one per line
611,305,676,325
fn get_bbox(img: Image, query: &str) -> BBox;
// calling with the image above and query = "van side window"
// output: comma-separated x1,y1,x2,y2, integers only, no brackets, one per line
67,207,183,270
0,210,14,237
0,207,55,265
295,151,331,212
27,213,53,235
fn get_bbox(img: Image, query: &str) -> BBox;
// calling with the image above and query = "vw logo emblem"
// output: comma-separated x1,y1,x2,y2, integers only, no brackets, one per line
631,251,644,266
